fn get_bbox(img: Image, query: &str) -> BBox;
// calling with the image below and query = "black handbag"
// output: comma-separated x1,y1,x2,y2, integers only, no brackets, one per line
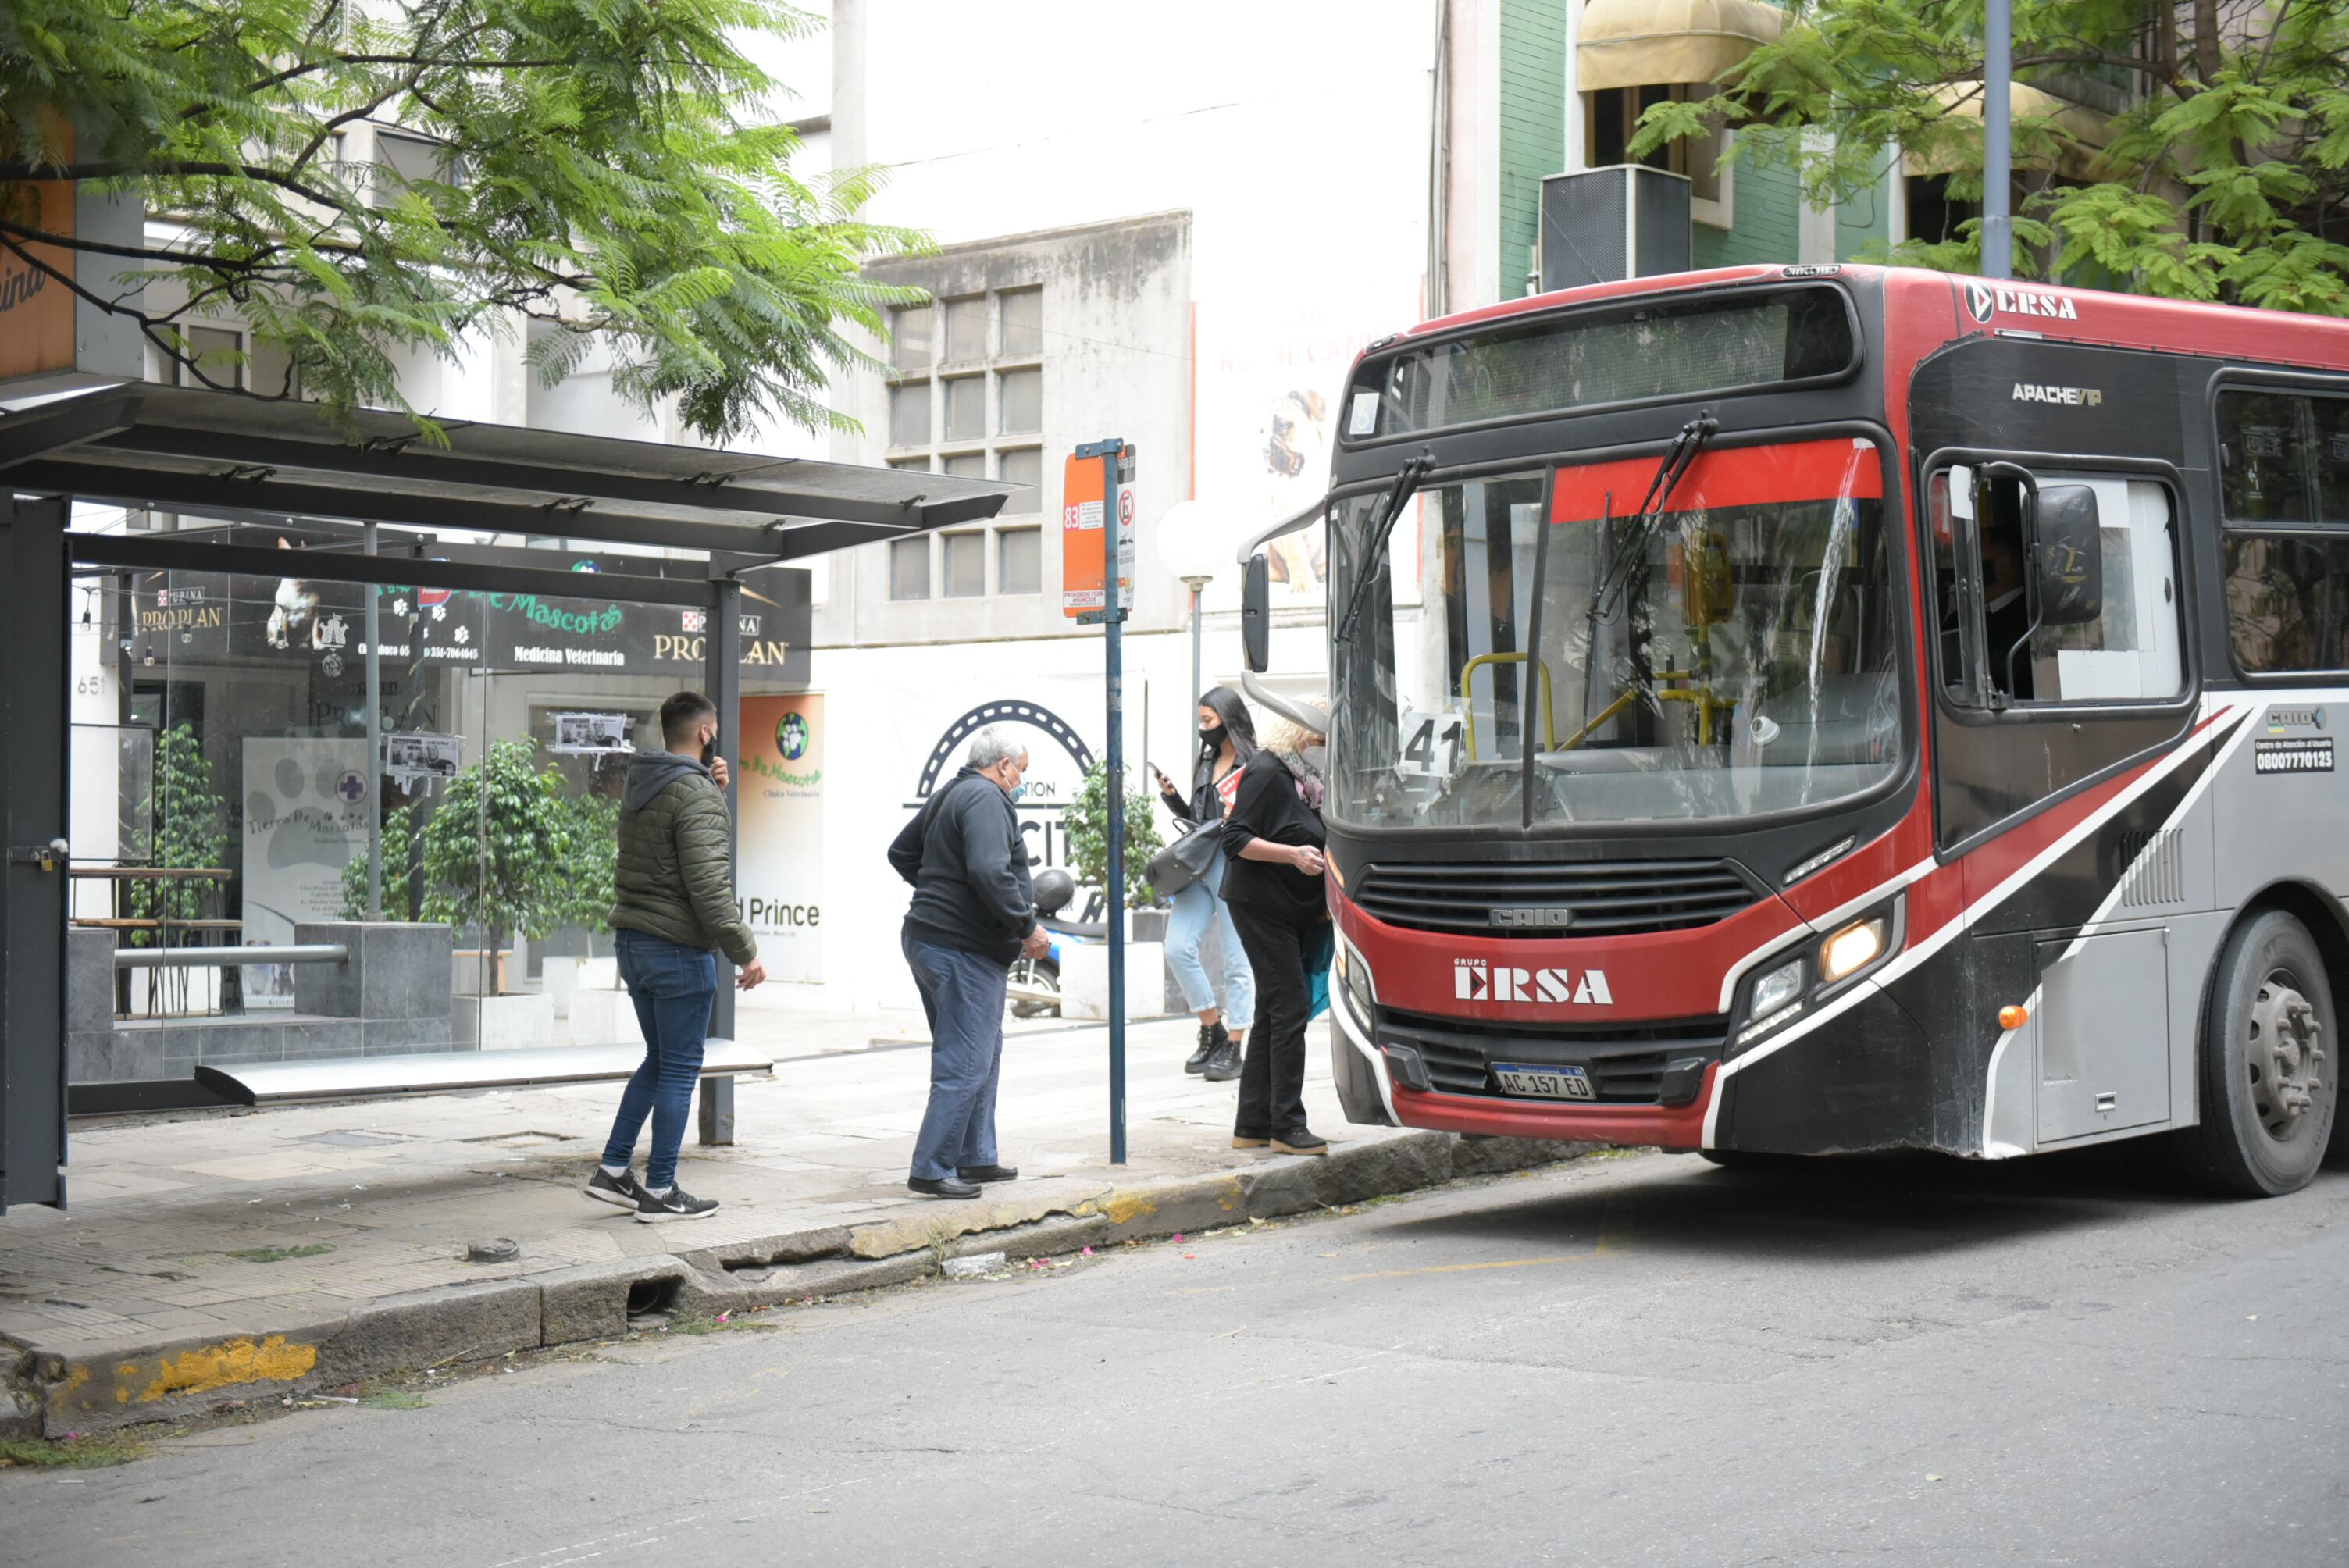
1146,821,1222,898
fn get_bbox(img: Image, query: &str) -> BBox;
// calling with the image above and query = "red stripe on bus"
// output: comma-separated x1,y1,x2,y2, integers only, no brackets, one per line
1549,438,1884,526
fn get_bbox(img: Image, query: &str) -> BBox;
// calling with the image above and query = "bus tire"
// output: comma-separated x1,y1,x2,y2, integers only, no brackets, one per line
2180,910,2340,1198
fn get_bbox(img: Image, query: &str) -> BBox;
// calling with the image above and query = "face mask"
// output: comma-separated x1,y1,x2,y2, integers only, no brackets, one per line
1299,745,1328,775
1200,722,1227,748
1007,784,1028,803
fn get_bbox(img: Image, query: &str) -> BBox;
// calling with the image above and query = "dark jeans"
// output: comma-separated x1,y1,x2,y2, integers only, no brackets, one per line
1228,900,1320,1141
902,928,1009,1181
601,929,718,1190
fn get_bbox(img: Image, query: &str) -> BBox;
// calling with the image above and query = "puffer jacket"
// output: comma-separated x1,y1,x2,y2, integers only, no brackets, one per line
608,752,757,964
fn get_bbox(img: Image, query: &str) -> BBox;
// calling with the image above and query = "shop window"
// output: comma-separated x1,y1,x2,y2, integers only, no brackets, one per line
998,369,1041,435
999,527,1042,595
889,536,931,600
1000,287,1043,356
943,451,986,480
892,305,932,372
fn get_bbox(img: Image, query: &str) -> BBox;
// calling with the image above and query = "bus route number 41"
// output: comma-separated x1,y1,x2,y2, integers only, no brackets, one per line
1399,711,1465,777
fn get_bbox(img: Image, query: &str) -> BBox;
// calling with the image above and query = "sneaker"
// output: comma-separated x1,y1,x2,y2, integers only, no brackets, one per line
634,1184,720,1223
1202,1038,1243,1082
1272,1131,1329,1156
584,1167,646,1210
1185,1021,1227,1074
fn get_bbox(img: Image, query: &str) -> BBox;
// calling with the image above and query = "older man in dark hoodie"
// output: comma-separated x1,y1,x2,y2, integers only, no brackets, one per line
586,690,765,1223
889,725,1049,1199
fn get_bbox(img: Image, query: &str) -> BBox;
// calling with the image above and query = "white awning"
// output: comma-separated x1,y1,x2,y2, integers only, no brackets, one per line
1907,80,2112,179
1577,0,1786,93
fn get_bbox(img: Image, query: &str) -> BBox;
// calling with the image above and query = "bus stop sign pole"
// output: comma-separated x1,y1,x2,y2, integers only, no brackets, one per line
1070,438,1132,1164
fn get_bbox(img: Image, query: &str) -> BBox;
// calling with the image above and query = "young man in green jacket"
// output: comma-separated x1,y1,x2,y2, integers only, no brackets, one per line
586,690,765,1221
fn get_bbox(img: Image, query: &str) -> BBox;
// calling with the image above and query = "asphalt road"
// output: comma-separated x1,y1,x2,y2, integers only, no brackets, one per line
9,1146,2347,1567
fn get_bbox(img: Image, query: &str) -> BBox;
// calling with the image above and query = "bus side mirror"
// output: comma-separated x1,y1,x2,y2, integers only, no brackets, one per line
1242,553,1271,672
2027,483,2103,627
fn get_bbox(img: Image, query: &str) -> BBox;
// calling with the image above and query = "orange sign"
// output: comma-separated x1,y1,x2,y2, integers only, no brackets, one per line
0,120,76,383
1060,446,1137,618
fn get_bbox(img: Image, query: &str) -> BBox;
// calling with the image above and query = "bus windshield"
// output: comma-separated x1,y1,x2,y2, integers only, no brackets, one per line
1328,437,1902,830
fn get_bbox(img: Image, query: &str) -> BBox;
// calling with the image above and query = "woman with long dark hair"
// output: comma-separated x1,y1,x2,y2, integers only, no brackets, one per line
1220,708,1330,1156
1153,686,1257,1082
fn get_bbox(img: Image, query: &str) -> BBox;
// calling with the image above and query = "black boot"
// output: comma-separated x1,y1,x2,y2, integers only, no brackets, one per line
1185,1020,1227,1074
1203,1035,1243,1082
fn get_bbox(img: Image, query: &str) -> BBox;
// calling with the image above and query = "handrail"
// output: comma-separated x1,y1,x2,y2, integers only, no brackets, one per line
1460,652,1557,757
116,943,348,971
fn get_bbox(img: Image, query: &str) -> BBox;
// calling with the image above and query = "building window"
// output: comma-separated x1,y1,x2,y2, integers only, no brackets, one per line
999,447,1042,509
998,368,1042,435
943,296,989,363
178,325,244,390
999,527,1043,595
889,382,931,447
943,532,986,598
1000,288,1043,357
877,284,1047,606
1584,86,1730,224
889,536,931,600
943,375,986,443
892,305,932,372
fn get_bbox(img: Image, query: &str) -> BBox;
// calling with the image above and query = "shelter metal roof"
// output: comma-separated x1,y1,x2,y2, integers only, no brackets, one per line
0,382,1021,560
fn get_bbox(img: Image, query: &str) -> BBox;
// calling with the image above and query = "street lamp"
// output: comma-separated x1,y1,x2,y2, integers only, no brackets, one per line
1157,501,1232,714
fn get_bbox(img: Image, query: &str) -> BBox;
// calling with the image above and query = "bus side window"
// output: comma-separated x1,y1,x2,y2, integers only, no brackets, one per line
1941,469,2183,707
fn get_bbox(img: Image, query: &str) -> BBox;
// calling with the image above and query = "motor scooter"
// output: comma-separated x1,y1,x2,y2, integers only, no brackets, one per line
1006,867,1100,1018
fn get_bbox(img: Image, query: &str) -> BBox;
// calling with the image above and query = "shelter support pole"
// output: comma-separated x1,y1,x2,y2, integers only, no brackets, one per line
1983,0,2013,280
364,522,383,918
699,573,742,1147
0,494,71,1213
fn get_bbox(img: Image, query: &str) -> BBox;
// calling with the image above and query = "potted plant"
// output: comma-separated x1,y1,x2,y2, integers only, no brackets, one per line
125,722,229,1015
416,738,579,1047
1055,762,1170,1023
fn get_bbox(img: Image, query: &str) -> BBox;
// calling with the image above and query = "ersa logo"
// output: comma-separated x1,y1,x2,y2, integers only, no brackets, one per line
1454,957,1613,1007
1966,281,2080,324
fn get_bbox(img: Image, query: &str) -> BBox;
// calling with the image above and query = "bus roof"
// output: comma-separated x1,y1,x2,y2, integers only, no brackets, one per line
1398,264,2349,379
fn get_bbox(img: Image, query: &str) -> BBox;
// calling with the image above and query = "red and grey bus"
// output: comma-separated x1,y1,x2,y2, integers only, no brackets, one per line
1237,263,2347,1196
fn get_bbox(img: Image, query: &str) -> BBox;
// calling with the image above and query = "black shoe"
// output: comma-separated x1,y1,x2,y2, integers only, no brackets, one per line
1185,1021,1227,1074
634,1183,720,1223
1272,1131,1329,1156
1202,1039,1243,1082
957,1164,1018,1184
908,1176,982,1199
584,1167,647,1210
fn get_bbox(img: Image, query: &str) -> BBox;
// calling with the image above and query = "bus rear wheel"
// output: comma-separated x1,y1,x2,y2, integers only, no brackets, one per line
2180,910,2340,1198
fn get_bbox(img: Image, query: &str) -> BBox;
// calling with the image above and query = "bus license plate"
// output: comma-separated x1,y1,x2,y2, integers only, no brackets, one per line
1492,1063,1594,1100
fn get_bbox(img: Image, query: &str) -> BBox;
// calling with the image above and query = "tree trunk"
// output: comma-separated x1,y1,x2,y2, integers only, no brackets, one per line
2190,0,2221,87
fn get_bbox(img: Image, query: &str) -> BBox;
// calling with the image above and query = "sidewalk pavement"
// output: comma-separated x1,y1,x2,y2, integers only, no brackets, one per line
2,1008,1578,1438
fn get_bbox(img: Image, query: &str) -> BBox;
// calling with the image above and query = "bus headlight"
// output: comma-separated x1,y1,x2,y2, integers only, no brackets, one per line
1819,914,1890,985
1750,957,1805,1020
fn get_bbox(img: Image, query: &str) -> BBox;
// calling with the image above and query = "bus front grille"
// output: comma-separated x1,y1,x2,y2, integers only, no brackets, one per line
1352,858,1758,938
1377,1008,1727,1103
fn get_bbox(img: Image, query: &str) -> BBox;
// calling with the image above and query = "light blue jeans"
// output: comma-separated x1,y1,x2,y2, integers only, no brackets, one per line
1165,846,1254,1032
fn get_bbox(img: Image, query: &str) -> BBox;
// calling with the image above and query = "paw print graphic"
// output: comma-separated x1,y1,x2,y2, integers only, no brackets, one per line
453,625,471,646
431,604,447,622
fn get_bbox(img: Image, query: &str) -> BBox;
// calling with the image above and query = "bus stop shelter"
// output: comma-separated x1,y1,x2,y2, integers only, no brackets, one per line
0,382,1015,1213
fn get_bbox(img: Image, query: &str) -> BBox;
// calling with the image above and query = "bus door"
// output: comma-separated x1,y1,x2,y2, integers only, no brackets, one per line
1925,461,2205,1143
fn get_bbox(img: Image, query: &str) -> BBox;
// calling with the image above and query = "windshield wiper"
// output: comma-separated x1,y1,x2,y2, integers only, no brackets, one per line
1334,454,1435,646
1591,416,1718,621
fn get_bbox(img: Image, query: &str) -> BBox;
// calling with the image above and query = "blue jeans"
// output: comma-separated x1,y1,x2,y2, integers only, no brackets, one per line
1164,846,1254,1031
601,929,718,1190
903,929,1009,1182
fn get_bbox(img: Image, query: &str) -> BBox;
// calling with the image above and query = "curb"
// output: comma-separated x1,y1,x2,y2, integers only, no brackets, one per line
2,1131,1588,1438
